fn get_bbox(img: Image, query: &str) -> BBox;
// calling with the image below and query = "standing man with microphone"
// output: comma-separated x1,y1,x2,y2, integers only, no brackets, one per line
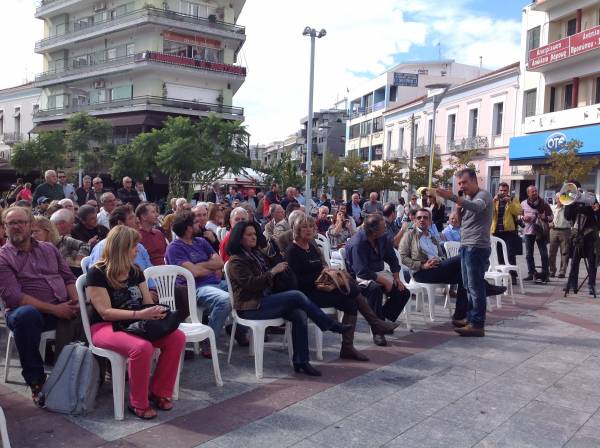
437,168,493,337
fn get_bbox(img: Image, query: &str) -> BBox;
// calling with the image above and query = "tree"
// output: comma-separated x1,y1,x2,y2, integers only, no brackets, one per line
310,152,344,193
64,112,112,176
407,155,444,189
363,161,405,195
262,151,303,191
337,153,368,194
112,128,164,182
10,131,65,176
538,139,599,187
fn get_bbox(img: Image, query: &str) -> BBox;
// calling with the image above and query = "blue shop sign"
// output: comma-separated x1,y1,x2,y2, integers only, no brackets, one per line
509,124,600,161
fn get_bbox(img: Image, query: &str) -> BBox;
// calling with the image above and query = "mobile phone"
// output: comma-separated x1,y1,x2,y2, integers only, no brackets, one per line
458,190,464,197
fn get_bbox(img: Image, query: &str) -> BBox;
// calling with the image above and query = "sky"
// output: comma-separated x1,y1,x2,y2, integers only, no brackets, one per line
0,0,527,144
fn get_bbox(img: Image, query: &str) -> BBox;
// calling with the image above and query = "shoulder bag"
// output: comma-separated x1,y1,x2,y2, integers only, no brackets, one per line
114,304,182,342
315,268,353,295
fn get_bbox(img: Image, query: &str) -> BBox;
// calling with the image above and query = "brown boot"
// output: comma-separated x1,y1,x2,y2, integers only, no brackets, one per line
454,324,485,337
355,294,400,335
339,314,369,361
452,319,468,328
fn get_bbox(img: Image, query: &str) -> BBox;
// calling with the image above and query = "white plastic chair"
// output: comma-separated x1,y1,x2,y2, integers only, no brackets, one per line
491,235,523,296
485,240,513,309
1,300,56,383
313,307,339,361
144,265,223,395
224,262,292,379
80,255,91,274
442,241,461,311
76,275,128,420
216,227,227,242
314,234,332,267
0,406,11,448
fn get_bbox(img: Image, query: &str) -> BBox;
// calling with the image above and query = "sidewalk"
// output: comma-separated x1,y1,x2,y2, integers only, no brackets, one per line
3,278,600,448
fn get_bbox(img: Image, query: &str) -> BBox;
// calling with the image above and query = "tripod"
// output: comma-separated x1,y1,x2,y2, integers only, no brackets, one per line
563,217,597,298
563,243,594,298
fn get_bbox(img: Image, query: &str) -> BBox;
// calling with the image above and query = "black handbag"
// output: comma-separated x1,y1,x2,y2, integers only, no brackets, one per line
113,304,182,342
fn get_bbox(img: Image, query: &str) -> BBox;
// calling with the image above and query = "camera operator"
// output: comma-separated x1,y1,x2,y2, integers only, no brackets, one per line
564,181,599,296
491,182,522,284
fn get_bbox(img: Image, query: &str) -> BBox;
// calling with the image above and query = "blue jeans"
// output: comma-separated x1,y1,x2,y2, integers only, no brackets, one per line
5,305,57,386
196,280,231,338
238,290,335,364
460,246,491,328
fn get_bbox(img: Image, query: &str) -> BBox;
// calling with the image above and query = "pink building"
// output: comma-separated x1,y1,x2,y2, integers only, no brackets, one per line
383,63,522,200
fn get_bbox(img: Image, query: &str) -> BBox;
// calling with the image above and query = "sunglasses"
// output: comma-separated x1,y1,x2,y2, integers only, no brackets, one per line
416,216,429,220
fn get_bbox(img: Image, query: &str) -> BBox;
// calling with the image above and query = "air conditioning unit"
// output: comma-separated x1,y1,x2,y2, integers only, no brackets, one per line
93,79,105,89
94,2,106,12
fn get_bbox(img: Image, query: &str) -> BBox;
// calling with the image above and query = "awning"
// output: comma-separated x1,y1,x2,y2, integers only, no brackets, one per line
31,113,168,133
30,121,67,133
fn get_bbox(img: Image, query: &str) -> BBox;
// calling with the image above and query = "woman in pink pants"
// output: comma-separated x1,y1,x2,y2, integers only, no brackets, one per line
86,225,185,420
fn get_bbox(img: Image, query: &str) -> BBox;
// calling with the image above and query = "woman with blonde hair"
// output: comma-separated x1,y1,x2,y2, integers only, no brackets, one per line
31,215,60,245
86,225,185,420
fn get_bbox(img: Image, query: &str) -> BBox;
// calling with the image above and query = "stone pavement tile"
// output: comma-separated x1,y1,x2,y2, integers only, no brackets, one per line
209,420,301,448
100,440,144,448
564,435,600,448
390,379,466,417
307,416,401,448
446,353,514,376
500,363,567,387
299,384,384,421
257,403,342,441
384,416,487,448
289,440,328,448
475,400,591,448
479,374,549,400
432,388,529,433
334,372,402,401
537,384,600,413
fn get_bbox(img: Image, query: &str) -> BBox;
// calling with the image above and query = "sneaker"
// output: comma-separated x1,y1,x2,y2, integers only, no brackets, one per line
30,376,47,407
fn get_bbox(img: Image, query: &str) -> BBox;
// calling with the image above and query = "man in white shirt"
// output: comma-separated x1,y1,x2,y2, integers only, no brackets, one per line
135,181,147,203
57,170,77,202
97,192,116,229
549,192,570,278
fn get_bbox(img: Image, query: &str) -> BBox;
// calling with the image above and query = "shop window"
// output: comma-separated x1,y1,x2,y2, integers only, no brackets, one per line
567,18,577,36
524,89,537,118
492,102,503,136
564,84,573,110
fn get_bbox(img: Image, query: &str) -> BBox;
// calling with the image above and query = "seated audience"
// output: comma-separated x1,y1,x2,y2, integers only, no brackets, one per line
75,175,95,206
327,209,354,250
0,207,80,405
383,202,408,249
97,192,117,229
86,225,185,420
336,203,357,234
162,198,191,242
345,214,411,346
166,211,244,358
315,206,332,235
16,183,33,202
287,215,399,361
219,207,249,262
72,204,108,248
442,212,461,242
192,204,220,253
227,221,351,376
206,203,224,234
137,203,167,266
34,196,51,216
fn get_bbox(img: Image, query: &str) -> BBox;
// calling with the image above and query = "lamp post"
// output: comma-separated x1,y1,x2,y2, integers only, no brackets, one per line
302,26,326,199
425,83,451,188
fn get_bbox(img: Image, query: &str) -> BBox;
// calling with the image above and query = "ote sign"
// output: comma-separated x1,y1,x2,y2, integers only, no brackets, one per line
546,132,567,152
393,72,419,87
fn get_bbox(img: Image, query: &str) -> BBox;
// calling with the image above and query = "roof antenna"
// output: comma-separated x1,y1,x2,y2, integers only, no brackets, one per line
479,56,483,74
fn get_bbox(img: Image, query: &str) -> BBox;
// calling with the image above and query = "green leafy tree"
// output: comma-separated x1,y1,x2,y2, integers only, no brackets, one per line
65,112,112,175
112,128,164,181
10,131,65,176
337,153,368,194
263,151,303,191
539,139,599,187
310,152,345,192
364,160,405,195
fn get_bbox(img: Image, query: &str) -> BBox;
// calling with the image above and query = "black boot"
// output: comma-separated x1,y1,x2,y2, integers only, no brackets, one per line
355,293,400,335
339,314,369,361
293,362,322,376
328,321,353,334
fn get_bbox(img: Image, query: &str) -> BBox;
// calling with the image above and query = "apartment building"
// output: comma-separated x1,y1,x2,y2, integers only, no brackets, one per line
510,0,600,201
383,63,520,201
32,0,246,142
345,60,486,166
299,108,347,165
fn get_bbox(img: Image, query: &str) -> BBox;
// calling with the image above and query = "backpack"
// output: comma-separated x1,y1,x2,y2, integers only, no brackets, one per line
41,342,100,415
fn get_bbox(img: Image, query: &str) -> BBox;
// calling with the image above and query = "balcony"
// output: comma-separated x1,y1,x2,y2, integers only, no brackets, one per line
34,95,244,122
528,24,600,72
35,51,246,87
414,138,440,157
523,103,600,134
1,132,25,144
35,7,245,53
448,136,490,152
35,0,90,18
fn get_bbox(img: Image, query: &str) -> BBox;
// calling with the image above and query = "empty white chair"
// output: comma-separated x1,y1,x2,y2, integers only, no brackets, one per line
76,275,127,420
80,255,91,274
224,262,292,379
0,406,11,448
144,265,223,395
491,235,523,297
485,240,513,309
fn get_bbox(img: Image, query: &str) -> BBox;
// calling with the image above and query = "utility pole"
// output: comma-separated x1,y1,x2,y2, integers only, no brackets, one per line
408,114,415,194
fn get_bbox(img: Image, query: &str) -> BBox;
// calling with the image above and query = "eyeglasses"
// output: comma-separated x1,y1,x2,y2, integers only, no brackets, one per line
416,216,429,221
58,175,66,179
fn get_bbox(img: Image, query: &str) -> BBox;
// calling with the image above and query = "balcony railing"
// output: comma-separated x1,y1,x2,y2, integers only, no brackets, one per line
1,132,24,144
35,51,246,84
34,95,244,119
448,136,489,152
35,7,245,51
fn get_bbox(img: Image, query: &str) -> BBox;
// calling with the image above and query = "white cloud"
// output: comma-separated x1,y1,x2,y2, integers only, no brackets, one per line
0,0,522,145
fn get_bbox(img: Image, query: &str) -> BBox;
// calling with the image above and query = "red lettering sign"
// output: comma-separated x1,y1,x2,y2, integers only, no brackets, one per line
528,24,600,69
163,31,221,49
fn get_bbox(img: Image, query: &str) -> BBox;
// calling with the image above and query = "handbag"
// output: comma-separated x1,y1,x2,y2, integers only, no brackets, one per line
315,268,353,295
533,216,550,242
114,304,182,342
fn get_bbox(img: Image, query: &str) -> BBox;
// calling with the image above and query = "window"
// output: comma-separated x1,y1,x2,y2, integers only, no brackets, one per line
414,123,419,144
427,118,433,145
184,1,208,18
360,121,371,137
14,107,20,136
349,123,360,139
373,116,383,133
398,127,405,153
386,130,392,156
564,84,573,109
492,103,503,136
74,16,93,31
447,113,456,143
126,43,135,56
110,85,132,101
468,108,478,138
389,86,397,102
567,18,577,36
550,87,556,112
524,89,537,118
489,166,501,195
111,3,133,19
526,26,540,54
0,111,4,135
371,145,383,161
359,147,369,161
33,104,39,116
596,78,600,104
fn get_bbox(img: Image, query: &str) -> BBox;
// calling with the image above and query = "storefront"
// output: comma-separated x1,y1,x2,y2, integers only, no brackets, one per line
509,124,600,203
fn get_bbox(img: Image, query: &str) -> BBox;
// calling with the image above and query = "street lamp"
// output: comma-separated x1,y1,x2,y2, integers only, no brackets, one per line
425,83,451,188
302,26,326,199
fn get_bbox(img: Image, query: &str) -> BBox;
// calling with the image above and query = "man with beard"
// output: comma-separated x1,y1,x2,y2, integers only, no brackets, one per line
521,185,553,283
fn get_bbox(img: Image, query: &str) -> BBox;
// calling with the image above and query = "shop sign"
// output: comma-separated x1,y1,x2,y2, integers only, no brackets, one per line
529,24,600,69
393,72,418,87
545,132,567,152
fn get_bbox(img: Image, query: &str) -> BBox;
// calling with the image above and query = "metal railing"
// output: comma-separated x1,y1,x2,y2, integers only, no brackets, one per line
35,6,245,50
1,132,24,144
35,51,246,83
448,136,489,152
34,95,244,119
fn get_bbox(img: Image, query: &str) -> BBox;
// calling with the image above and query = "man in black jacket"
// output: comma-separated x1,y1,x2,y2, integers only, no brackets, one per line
116,176,140,209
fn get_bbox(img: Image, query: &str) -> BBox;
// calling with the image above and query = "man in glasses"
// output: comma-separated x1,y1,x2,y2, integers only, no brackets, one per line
56,170,77,202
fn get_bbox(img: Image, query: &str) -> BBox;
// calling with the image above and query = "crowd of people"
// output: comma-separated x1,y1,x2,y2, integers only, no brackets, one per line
0,167,597,420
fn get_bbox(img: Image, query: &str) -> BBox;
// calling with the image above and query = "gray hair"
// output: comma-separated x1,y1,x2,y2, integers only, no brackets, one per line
100,192,115,204
44,170,56,181
292,213,315,240
58,198,73,208
50,208,73,224
175,198,188,208
230,206,248,221
288,209,306,229
83,175,91,182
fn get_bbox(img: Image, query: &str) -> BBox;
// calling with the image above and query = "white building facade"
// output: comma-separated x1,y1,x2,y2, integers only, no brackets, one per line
33,0,246,140
510,0,600,201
